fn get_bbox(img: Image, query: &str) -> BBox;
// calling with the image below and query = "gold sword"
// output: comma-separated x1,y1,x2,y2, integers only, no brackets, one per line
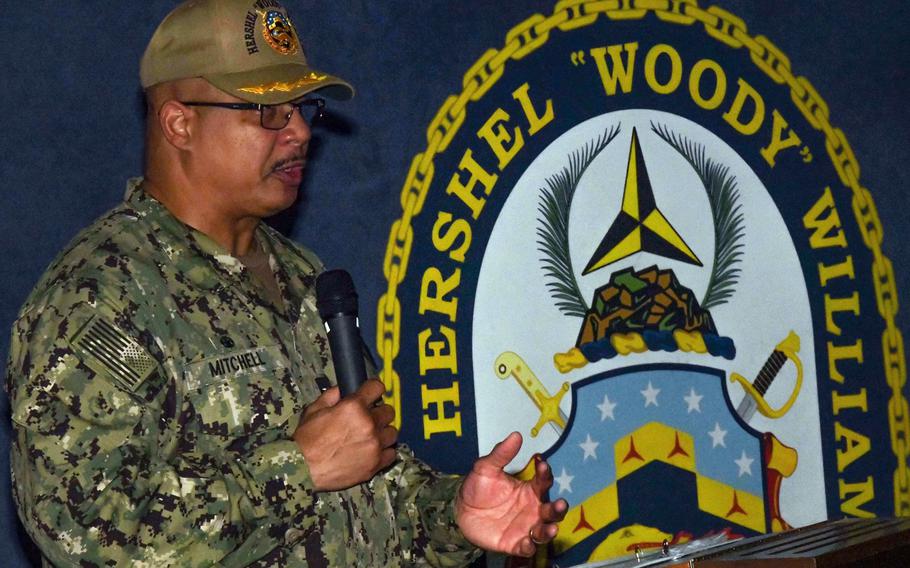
495,352,570,437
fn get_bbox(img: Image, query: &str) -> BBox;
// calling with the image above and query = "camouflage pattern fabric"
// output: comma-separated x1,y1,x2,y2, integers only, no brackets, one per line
6,179,480,567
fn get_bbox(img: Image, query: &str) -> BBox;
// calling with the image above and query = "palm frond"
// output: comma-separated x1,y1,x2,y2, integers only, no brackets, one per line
651,122,745,309
536,125,621,317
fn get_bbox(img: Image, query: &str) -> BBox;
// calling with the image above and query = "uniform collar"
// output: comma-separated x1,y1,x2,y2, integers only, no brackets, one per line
123,177,297,322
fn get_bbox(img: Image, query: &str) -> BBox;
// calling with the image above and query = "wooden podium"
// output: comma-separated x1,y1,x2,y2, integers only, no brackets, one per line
657,518,909,567
576,518,910,567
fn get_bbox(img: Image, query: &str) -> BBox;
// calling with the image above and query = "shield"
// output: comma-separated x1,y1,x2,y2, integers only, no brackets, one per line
543,364,768,565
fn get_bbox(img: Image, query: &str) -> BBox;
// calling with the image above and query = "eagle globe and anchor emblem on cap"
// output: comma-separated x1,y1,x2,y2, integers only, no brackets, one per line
379,1,906,567
261,8,298,55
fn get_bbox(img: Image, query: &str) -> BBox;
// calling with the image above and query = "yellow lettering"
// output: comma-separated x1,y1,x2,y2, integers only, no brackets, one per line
421,382,462,439
838,477,875,518
760,109,802,167
419,267,461,322
803,187,847,249
825,293,860,336
590,42,638,96
644,44,683,95
828,339,864,383
832,388,868,415
477,108,524,170
722,78,765,135
432,212,472,262
688,58,726,110
834,421,871,471
418,326,458,375
445,149,498,219
512,82,554,135
819,256,855,287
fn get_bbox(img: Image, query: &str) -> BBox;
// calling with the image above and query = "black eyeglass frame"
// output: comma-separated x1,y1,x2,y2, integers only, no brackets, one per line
179,97,325,130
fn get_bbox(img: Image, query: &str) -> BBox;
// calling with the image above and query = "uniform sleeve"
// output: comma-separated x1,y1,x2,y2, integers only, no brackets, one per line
384,445,481,567
6,289,315,567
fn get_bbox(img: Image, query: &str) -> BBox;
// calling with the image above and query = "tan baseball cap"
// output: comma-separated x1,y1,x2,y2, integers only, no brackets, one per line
140,0,353,104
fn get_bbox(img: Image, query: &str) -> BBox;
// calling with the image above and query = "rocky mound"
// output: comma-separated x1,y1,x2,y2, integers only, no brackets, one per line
577,265,716,346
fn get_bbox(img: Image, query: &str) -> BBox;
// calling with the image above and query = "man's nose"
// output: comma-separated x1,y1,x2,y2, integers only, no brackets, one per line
281,107,312,145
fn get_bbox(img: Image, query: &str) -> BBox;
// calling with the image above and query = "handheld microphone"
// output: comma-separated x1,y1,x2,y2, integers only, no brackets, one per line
315,269,368,397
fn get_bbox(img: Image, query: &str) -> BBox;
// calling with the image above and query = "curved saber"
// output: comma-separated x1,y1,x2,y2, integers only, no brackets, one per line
731,331,803,422
495,352,569,437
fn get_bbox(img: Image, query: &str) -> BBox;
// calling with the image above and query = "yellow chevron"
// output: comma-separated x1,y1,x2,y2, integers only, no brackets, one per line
554,421,767,558
615,422,697,479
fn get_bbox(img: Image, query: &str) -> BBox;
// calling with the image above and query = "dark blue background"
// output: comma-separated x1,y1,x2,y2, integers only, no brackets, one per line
2,1,907,564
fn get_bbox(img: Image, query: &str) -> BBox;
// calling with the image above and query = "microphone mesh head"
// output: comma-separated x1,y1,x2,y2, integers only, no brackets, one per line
315,269,358,319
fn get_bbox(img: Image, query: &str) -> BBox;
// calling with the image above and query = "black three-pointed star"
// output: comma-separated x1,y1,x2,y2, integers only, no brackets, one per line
583,127,702,275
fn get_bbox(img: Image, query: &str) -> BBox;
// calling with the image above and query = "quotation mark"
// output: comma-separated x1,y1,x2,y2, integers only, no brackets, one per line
571,50,586,66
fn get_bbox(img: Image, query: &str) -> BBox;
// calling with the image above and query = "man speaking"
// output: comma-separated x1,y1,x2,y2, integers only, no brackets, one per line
5,0,566,566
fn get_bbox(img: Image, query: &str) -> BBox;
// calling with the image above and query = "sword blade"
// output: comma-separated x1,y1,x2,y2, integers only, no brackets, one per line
737,395,757,422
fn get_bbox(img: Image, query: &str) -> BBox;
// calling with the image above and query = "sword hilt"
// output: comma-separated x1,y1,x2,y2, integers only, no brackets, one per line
753,350,788,397
731,331,803,420
495,352,569,437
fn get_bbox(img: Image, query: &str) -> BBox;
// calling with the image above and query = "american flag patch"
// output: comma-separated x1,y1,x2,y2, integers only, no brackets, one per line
71,315,156,392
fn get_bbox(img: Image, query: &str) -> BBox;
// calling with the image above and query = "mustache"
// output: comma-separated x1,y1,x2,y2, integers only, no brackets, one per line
270,154,307,173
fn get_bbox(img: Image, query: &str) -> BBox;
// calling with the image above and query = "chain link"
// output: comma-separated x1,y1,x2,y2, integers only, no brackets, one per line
378,292,403,427
852,187,884,251
750,35,790,85
826,127,861,187
464,49,506,101
895,467,910,515
554,0,599,30
428,95,467,156
884,326,906,390
700,6,747,49
791,77,830,131
377,0,908,511
383,220,413,283
890,395,909,454
401,153,433,216
506,14,551,60
655,0,698,25
873,256,897,320
605,0,648,21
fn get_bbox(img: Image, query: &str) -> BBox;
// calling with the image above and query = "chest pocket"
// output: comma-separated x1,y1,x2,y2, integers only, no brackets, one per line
184,345,299,438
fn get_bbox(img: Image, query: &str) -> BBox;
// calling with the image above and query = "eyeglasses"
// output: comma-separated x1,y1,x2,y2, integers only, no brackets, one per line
180,97,325,130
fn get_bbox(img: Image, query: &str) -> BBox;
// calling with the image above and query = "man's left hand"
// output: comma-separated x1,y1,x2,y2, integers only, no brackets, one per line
456,432,568,557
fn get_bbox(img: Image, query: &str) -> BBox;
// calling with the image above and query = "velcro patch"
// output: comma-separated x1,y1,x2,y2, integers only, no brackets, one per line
183,345,287,390
71,315,157,392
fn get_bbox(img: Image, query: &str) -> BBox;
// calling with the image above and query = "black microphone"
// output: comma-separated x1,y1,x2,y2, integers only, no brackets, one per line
315,269,368,397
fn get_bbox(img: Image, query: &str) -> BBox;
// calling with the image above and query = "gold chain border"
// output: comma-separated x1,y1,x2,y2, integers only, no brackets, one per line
375,0,909,515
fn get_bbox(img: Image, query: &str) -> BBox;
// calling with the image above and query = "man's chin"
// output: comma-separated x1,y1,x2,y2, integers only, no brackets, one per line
256,184,300,218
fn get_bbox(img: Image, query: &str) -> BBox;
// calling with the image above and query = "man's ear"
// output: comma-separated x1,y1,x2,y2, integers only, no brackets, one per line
157,101,194,150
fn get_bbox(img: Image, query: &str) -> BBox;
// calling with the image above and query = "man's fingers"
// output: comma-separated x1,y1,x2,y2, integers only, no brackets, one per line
478,431,523,471
370,403,396,428
516,538,537,558
540,498,568,523
378,447,397,470
354,378,386,406
304,386,340,417
531,456,553,496
378,425,399,448
517,522,558,557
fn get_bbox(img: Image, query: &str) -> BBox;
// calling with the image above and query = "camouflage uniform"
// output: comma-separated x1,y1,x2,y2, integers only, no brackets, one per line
7,179,480,567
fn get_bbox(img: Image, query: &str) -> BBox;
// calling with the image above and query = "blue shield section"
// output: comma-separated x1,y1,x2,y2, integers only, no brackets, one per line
543,364,769,564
